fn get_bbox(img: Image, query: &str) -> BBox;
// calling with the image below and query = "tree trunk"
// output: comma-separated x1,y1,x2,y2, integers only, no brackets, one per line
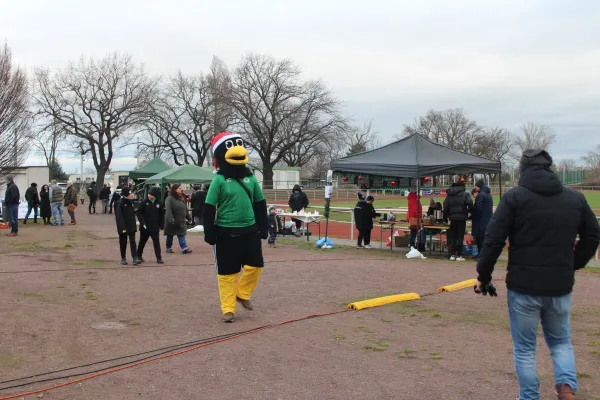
262,164,274,189
94,168,109,194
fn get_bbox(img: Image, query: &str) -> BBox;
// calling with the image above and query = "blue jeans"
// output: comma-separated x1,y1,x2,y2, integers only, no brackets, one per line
51,202,64,225
166,234,188,251
409,228,418,248
507,290,578,400
7,204,19,233
25,204,38,221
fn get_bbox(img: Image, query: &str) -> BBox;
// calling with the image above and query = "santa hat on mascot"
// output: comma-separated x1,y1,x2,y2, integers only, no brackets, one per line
211,132,243,172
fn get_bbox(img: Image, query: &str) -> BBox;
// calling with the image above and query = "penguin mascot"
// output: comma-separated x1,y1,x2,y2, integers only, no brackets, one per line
203,132,269,322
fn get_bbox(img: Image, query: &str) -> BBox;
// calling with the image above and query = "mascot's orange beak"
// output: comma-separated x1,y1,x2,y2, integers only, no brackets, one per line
225,145,249,166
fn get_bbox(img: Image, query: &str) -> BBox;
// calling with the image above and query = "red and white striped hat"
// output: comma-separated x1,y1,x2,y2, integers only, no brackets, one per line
211,132,242,153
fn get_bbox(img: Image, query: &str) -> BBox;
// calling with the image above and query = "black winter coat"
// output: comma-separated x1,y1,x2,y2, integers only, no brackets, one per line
354,200,376,231
40,190,51,218
110,191,121,209
136,198,165,233
115,197,137,234
99,187,111,200
4,182,20,206
87,187,98,201
471,185,493,238
288,187,309,212
477,165,600,296
25,187,40,205
443,185,473,221
191,190,206,213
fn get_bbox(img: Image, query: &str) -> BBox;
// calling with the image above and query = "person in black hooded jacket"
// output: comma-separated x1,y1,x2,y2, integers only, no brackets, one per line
115,187,141,266
354,195,377,248
475,149,600,400
136,187,165,264
24,183,40,224
443,181,473,260
288,184,309,236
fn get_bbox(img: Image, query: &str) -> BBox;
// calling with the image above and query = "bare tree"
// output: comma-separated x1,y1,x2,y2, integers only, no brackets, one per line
582,144,600,183
344,120,381,156
143,71,215,166
136,118,172,163
227,54,345,188
141,58,235,168
396,108,483,153
0,42,31,177
556,159,577,170
473,127,515,164
34,119,66,166
514,122,556,153
582,144,600,170
33,53,155,190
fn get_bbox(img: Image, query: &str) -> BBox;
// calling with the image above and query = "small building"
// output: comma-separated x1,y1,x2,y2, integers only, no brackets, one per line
249,165,301,189
1,166,50,219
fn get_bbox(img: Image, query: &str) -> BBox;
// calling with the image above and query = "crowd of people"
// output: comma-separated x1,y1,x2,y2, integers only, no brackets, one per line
351,178,494,259
3,177,83,235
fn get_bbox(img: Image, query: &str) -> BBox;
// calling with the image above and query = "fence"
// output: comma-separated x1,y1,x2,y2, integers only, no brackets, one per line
556,169,585,185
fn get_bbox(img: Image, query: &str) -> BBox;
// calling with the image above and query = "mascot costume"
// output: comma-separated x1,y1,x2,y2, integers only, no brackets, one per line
203,132,268,322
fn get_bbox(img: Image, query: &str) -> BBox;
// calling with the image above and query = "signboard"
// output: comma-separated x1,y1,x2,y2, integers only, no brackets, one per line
325,170,333,199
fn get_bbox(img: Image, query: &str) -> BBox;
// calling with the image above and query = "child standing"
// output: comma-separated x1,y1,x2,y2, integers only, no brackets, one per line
267,205,279,248
115,187,141,265
354,195,377,249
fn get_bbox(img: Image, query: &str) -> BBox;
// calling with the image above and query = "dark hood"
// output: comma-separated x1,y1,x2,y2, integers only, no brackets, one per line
446,185,465,197
518,149,563,196
519,166,563,196
480,185,491,195
293,184,302,192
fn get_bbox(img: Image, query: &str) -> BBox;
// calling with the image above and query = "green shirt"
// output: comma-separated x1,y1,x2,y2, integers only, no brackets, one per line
206,174,265,228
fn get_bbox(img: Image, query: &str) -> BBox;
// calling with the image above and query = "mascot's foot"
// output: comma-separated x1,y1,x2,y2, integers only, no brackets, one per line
236,297,253,311
222,312,235,323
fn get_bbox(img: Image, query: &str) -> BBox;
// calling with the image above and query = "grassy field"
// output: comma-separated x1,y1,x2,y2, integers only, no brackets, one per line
299,191,600,223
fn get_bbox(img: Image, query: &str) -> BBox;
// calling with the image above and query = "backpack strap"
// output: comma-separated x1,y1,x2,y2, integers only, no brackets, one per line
234,178,254,203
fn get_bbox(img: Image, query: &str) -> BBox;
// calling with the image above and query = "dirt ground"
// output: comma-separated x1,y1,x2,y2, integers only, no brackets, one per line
1,212,600,400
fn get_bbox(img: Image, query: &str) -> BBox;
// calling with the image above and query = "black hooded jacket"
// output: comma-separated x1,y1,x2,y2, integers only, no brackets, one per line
354,199,376,231
136,197,165,232
115,197,138,234
477,149,600,296
443,184,473,221
25,185,40,205
4,181,20,206
288,185,309,211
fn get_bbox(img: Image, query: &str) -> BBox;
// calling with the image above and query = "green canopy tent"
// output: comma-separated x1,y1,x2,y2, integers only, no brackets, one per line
129,158,171,179
145,164,215,203
145,164,215,185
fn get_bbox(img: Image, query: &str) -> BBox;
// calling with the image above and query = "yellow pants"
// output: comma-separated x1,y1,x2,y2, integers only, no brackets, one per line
217,266,262,314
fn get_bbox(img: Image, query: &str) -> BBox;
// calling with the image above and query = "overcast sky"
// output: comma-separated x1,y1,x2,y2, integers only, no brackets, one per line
3,0,599,173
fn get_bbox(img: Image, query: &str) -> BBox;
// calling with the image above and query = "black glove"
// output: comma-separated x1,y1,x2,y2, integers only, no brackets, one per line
474,282,497,297
204,231,217,246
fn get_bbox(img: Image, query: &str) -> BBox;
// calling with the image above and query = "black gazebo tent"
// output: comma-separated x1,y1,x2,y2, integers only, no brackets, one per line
331,134,503,195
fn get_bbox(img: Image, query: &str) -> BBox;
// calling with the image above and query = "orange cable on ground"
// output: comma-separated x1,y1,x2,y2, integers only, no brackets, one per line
0,277,504,399
0,310,352,400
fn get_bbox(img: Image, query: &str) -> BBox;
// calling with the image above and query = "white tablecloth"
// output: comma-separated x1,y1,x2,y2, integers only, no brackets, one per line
278,213,322,223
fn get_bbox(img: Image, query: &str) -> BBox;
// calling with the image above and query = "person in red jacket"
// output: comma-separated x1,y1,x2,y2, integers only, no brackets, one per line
407,188,423,249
